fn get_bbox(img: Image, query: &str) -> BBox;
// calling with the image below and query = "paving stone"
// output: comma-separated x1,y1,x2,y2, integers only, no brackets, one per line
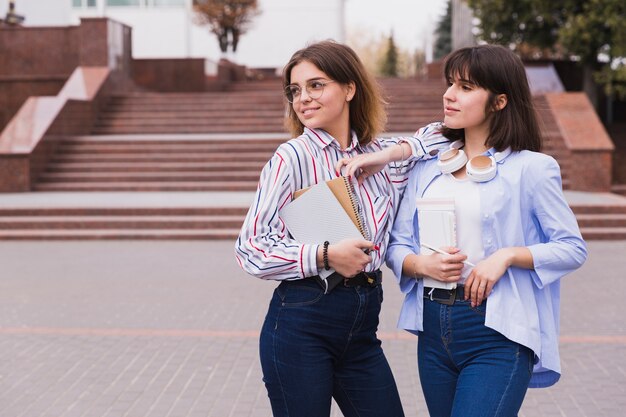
0,240,624,416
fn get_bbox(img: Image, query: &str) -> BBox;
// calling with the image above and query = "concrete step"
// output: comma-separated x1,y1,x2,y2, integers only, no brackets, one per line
45,161,266,173
575,214,626,227
580,227,626,240
55,143,280,154
93,120,284,129
1,194,622,240
0,207,249,216
59,135,287,144
37,172,261,182
91,125,285,134
32,181,258,192
51,152,271,163
0,215,244,230
100,108,284,116
107,96,283,105
570,204,626,214
0,203,248,240
0,229,241,240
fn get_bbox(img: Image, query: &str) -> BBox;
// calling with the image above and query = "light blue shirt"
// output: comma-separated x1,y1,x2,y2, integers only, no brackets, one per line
386,148,587,388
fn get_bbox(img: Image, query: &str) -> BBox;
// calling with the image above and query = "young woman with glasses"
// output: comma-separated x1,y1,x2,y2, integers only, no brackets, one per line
337,44,588,417
235,40,448,417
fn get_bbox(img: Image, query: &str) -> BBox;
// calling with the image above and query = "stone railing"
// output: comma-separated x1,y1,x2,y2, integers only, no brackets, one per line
545,93,615,192
0,67,131,192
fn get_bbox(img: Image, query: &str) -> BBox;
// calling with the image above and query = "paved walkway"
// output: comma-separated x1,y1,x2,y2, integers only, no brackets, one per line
0,239,624,417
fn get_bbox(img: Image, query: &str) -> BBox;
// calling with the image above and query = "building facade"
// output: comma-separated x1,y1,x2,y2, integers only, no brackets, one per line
451,0,474,50
1,0,346,69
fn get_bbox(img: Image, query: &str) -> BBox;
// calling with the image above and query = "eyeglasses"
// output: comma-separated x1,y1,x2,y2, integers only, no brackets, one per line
284,80,336,103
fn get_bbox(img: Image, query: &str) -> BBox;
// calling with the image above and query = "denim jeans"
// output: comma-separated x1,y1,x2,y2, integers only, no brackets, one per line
259,278,404,417
418,298,533,417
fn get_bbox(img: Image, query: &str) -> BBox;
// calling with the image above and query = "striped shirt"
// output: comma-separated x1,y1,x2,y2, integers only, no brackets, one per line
235,123,448,281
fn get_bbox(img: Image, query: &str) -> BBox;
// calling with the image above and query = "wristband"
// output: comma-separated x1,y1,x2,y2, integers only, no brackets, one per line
323,241,330,270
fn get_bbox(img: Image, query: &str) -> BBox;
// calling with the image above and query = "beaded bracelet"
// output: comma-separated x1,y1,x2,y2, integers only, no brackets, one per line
323,241,330,270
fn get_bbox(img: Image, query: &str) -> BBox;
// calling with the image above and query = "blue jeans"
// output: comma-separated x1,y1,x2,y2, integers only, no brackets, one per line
418,298,533,417
259,278,404,417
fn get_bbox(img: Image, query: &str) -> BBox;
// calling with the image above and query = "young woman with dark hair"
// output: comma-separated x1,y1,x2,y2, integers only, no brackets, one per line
339,44,587,416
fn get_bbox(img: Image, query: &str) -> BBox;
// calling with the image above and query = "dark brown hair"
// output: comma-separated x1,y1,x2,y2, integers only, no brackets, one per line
282,40,387,145
441,44,542,152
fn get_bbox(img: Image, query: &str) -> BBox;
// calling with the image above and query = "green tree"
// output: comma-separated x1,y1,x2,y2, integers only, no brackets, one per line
559,0,626,102
467,0,583,57
433,0,452,60
193,0,261,54
468,0,625,120
379,32,399,77
348,29,423,77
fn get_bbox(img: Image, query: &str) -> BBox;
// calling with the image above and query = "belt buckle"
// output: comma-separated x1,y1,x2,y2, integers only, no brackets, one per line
344,271,376,288
440,287,456,305
364,271,376,286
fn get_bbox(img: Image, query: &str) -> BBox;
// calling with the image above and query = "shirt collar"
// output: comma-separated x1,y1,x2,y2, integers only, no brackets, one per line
451,140,512,164
486,147,512,164
303,127,360,152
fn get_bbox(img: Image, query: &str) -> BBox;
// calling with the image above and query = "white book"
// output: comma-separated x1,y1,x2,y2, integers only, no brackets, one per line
280,177,366,280
416,198,457,290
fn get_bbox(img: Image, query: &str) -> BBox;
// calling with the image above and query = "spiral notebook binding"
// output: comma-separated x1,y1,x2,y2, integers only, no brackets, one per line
343,176,370,241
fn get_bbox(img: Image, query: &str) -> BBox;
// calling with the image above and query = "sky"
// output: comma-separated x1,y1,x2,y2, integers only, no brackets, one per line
345,0,449,55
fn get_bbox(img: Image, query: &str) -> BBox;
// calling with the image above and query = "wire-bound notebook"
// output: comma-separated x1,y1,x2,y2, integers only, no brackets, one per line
280,177,368,284
416,198,458,290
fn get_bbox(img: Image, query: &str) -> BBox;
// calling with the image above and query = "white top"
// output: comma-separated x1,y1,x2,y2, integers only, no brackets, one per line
423,173,484,282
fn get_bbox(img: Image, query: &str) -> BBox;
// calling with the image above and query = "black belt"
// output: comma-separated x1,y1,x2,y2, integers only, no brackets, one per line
310,270,382,293
344,270,382,287
423,285,465,305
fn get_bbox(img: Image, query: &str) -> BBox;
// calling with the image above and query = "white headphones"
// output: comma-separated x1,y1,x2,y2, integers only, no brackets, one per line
436,141,508,183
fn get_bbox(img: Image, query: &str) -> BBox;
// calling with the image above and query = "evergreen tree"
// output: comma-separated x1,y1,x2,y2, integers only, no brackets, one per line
380,32,399,77
433,0,452,60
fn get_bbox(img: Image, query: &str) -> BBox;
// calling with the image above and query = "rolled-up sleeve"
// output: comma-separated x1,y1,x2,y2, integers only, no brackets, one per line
404,122,450,160
526,157,588,288
377,123,449,197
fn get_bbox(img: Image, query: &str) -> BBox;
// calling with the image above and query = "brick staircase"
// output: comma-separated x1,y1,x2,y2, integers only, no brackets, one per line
33,80,572,193
91,91,285,134
571,205,626,240
0,207,246,240
3,79,621,240
34,135,283,192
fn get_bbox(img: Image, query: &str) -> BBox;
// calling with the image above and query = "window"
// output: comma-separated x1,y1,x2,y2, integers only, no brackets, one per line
106,0,141,6
153,0,185,5
72,0,97,7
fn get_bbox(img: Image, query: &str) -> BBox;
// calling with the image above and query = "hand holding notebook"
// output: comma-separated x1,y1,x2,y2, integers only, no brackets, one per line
280,177,370,281
416,198,460,290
